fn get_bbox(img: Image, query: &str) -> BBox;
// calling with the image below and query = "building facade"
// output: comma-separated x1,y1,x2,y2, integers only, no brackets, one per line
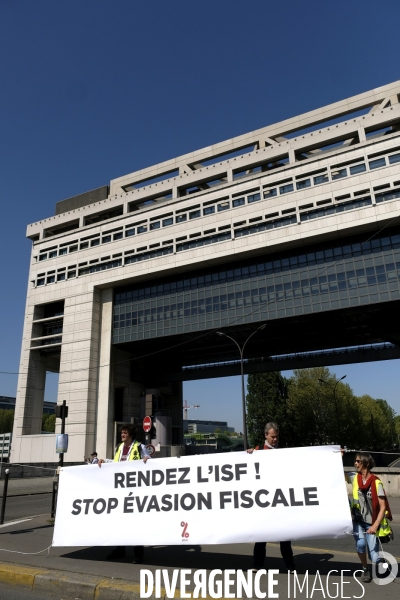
11,81,400,464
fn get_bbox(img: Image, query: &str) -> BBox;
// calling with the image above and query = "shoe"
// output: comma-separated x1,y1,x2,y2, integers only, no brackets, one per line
106,547,126,560
360,568,371,583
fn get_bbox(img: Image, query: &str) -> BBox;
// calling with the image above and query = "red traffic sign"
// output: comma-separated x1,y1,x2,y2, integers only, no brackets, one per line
143,416,152,433
146,444,155,456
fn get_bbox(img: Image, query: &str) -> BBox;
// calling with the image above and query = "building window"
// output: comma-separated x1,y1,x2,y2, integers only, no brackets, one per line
49,250,57,258
350,163,366,175
313,174,329,185
138,225,147,234
39,254,47,261
57,273,66,281
217,201,230,212
47,275,55,284
91,239,100,247
67,270,76,278
232,198,245,207
264,188,277,198
279,183,294,194
189,210,201,220
176,214,187,223
69,245,78,252
59,247,68,255
80,242,89,250
247,192,261,203
102,235,112,243
126,228,135,237
369,158,386,170
37,278,45,286
163,217,174,227
114,231,123,240
150,222,160,230
203,206,215,215
389,153,400,164
296,179,311,190
331,168,347,180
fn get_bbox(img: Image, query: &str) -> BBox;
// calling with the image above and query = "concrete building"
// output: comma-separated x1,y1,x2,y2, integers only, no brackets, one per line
0,396,55,415
11,81,400,464
183,419,234,434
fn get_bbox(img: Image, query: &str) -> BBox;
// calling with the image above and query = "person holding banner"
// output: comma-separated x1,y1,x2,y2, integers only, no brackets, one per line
346,453,393,584
247,421,296,573
98,423,151,563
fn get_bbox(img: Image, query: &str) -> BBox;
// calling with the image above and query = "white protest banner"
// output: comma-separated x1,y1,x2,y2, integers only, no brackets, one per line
52,445,352,547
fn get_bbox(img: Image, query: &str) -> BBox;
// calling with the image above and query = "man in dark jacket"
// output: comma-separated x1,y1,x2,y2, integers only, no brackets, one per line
247,421,296,573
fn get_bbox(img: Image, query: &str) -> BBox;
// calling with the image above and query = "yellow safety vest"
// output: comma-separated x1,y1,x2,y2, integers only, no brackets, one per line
351,477,392,538
113,441,141,462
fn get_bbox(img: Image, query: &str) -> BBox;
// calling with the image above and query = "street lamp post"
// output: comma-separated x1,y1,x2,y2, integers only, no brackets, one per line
216,324,266,450
318,375,346,445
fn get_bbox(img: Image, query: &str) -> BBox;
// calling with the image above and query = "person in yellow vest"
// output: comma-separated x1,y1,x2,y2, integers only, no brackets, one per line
346,452,393,584
98,423,151,563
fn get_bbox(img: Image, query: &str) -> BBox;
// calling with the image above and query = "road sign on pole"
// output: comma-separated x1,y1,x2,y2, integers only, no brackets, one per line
143,416,152,433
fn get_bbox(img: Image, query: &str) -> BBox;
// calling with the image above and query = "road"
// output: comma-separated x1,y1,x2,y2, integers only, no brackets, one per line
2,492,400,559
2,493,52,523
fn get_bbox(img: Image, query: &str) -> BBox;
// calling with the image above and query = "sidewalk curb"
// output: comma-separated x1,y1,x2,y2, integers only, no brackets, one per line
0,562,163,600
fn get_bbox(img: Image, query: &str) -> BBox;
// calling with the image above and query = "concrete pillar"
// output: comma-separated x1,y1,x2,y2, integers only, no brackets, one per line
96,288,114,458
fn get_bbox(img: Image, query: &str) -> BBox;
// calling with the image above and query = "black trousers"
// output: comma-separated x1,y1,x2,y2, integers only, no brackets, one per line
253,541,293,569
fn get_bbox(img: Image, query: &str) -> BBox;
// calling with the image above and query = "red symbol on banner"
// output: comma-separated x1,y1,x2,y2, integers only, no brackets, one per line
181,521,189,538
143,416,152,433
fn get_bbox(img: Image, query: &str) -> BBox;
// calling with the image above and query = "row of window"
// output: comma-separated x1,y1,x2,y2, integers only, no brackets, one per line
114,230,400,304
37,144,400,263
263,150,400,198
113,259,400,328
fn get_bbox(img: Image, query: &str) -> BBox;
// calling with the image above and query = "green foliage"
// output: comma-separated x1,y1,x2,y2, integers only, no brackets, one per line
42,414,56,432
246,371,291,447
214,428,221,433
0,409,14,434
246,367,398,450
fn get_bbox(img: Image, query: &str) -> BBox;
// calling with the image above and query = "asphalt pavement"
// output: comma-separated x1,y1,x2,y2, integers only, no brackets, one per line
0,478,399,598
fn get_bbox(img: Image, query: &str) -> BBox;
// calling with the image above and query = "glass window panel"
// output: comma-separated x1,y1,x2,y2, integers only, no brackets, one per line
232,198,245,207
176,214,187,223
57,273,66,281
349,163,366,175
279,183,294,194
39,254,47,261
389,153,400,164
189,210,201,219
49,250,57,258
126,228,135,236
113,232,123,240
314,174,329,185
163,218,173,226
296,179,311,190
248,192,261,203
138,225,147,233
217,202,230,212
91,239,100,246
369,158,386,169
331,168,347,180
203,206,215,215
264,188,277,198
102,235,111,243
59,248,68,255
150,222,160,230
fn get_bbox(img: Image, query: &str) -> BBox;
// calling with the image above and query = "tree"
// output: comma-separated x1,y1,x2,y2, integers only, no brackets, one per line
246,371,291,448
0,410,14,434
42,414,56,432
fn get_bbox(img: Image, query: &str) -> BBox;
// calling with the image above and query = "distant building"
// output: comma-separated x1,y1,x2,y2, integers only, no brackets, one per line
184,432,244,454
0,396,55,415
183,419,234,434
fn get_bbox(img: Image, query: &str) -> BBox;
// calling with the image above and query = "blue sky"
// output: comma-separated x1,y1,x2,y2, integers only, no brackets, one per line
1,1,400,432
